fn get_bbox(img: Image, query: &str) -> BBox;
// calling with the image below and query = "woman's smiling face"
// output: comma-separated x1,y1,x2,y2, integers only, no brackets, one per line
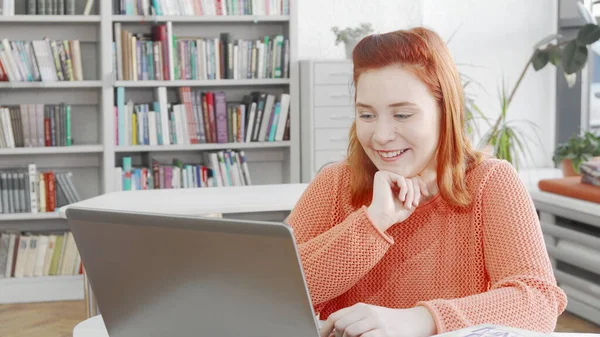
354,64,441,178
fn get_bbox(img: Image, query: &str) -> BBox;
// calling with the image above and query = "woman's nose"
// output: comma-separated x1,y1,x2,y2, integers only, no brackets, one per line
372,120,397,144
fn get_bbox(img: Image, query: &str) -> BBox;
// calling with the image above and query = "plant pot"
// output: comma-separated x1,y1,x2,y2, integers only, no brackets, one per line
561,159,580,177
344,39,359,59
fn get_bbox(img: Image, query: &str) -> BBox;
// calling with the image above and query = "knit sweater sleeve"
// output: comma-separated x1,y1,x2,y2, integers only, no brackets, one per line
286,163,394,314
418,161,567,334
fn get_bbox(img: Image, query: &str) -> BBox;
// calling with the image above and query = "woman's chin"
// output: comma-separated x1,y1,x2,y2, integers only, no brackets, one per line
374,162,417,178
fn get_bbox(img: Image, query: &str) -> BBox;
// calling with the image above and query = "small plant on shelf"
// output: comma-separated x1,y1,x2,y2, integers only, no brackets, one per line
552,131,600,176
331,23,374,58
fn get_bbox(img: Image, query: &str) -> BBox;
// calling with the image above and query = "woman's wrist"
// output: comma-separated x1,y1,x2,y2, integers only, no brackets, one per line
410,306,437,337
366,206,393,232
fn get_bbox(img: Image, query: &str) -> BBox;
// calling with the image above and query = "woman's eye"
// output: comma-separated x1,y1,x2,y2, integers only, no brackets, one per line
394,114,411,119
358,112,375,119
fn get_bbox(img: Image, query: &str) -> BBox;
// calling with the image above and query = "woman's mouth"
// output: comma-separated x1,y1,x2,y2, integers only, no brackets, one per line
376,149,409,161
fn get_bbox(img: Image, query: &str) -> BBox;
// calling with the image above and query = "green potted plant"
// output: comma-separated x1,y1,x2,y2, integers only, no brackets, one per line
552,131,600,176
479,21,600,169
331,23,374,58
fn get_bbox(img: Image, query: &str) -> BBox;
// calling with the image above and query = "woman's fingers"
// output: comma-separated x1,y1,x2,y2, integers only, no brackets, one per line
411,177,421,207
360,329,384,337
343,317,378,337
377,171,430,210
333,311,365,336
320,306,360,337
404,178,414,209
396,176,408,202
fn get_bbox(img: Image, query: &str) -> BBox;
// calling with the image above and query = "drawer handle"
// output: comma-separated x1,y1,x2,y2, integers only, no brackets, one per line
330,115,354,120
330,94,350,98
329,72,351,76
329,137,347,142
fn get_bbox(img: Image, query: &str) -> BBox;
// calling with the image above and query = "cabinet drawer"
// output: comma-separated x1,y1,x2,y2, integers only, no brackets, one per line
314,128,349,150
314,107,355,128
314,85,354,107
314,62,353,84
314,150,348,172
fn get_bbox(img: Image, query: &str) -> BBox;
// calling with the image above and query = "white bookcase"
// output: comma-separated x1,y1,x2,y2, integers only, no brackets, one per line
0,0,298,304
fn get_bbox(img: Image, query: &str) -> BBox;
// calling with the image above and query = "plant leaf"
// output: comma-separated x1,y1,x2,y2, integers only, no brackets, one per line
533,33,565,50
577,23,600,45
547,44,563,66
562,40,589,74
532,49,550,71
564,72,577,88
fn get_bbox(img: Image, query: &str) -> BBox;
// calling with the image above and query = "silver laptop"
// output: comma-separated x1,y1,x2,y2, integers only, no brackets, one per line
65,207,322,337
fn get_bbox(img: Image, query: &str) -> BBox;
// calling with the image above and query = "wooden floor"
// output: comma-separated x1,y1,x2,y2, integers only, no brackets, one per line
0,300,599,337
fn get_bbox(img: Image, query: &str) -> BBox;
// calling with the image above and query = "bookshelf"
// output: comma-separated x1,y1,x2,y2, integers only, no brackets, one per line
0,0,298,304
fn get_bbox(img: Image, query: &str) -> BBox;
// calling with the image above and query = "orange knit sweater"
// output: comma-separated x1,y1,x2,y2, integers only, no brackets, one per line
286,158,567,334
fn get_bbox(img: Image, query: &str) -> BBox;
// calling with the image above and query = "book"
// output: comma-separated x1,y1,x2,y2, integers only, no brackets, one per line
0,38,84,82
0,164,81,214
114,87,290,146
114,0,290,16
115,150,252,191
113,24,289,81
580,160,600,187
0,230,81,278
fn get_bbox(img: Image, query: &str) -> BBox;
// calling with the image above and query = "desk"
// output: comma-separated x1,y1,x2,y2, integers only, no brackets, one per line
59,183,309,219
67,169,600,336
73,315,600,337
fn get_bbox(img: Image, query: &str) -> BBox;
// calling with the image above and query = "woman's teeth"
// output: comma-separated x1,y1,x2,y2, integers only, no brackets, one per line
378,149,407,158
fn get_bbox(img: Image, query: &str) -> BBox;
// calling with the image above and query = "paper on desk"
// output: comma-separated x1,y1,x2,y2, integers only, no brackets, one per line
433,324,549,337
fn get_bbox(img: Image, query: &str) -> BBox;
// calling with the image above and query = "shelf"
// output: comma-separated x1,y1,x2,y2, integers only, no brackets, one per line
0,81,102,89
0,275,83,304
112,15,290,23
115,141,291,153
114,79,289,87
0,145,104,155
0,212,60,221
0,15,101,23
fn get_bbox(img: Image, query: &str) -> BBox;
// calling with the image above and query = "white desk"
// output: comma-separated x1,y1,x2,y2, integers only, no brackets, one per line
59,183,309,218
73,315,600,337
73,316,107,337
67,169,600,337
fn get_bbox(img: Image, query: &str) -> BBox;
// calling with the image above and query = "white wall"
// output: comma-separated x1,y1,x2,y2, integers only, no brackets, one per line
421,0,558,168
297,0,559,168
297,0,423,60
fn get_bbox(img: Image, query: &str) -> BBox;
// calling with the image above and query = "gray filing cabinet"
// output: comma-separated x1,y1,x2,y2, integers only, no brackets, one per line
299,59,355,182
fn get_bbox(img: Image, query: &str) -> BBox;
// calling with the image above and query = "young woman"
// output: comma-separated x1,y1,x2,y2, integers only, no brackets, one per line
286,27,567,337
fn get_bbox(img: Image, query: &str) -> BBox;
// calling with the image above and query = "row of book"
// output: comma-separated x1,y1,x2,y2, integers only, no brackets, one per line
0,103,72,148
1,0,95,16
116,150,251,190
0,38,84,82
115,87,289,146
580,161,600,186
25,0,76,15
114,23,288,81
0,231,81,279
115,0,290,16
0,164,81,214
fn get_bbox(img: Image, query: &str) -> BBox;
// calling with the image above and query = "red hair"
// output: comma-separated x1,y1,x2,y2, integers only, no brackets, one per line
347,27,483,208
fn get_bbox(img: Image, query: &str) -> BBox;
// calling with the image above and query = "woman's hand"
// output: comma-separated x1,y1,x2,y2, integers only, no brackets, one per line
319,303,436,337
366,171,430,232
